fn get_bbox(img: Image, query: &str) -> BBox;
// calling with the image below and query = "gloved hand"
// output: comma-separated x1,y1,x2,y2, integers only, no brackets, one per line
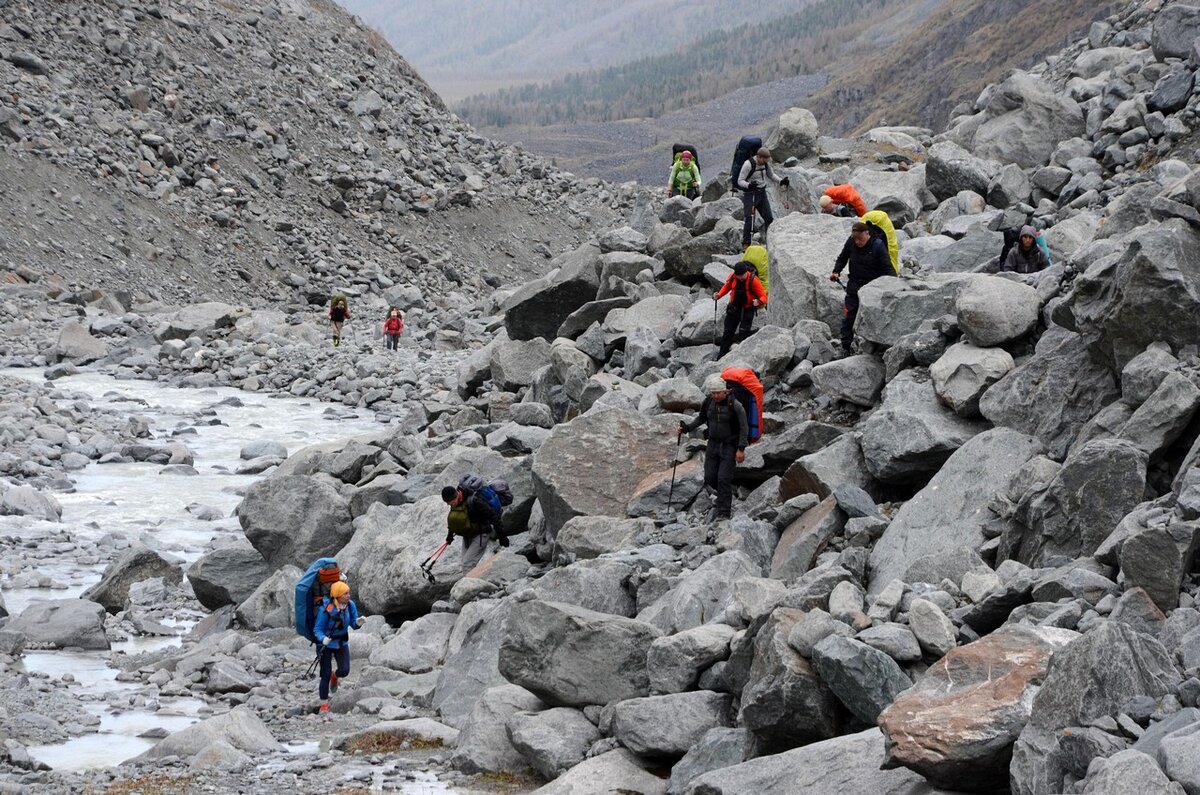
829,273,841,282
445,532,454,546
355,617,365,628
321,637,330,646
498,535,510,548
780,177,790,188
677,421,686,438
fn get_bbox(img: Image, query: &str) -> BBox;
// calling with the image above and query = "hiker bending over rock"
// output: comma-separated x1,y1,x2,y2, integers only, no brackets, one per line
667,149,702,200
831,221,892,355
383,307,404,351
1001,225,1049,274
328,296,351,347
819,183,867,217
737,147,789,250
315,580,363,713
678,374,748,522
715,260,767,358
442,482,507,575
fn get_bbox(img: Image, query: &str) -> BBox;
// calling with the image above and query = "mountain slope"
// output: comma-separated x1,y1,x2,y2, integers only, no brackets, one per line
0,0,618,305
808,0,1125,134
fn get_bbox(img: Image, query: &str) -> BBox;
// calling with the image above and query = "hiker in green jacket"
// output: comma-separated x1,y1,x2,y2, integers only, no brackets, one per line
667,150,702,200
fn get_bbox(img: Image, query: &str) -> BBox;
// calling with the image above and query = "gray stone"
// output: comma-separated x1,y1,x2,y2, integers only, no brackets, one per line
764,107,819,161
83,544,181,614
1118,372,1200,458
811,355,884,407
499,600,661,707
765,213,856,330
507,707,600,781
7,599,109,650
205,660,255,694
955,275,1040,347
1149,70,1196,115
1152,3,1200,60
434,600,516,728
908,598,957,659
553,516,651,560
769,497,846,584
926,141,1000,201
0,485,62,521
648,625,737,694
930,341,1014,417
527,558,638,618
239,441,288,460
979,328,1120,459
234,565,299,631
491,338,552,392
613,691,735,757
529,749,667,795
186,546,269,611
135,706,280,761
1079,749,1184,794
781,433,876,501
968,72,1086,169
238,473,351,569
599,225,649,254
856,622,922,663
639,551,761,634
451,684,545,775
869,429,1043,593
811,634,911,723
786,607,855,658
1121,523,1200,612
668,727,746,795
904,546,988,588
855,275,967,346
370,612,457,673
53,322,109,364
1122,342,1178,406
504,243,602,341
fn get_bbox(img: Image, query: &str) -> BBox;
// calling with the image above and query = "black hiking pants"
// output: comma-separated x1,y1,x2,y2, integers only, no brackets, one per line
840,283,861,352
386,334,399,351
319,644,350,700
704,440,738,518
719,305,756,358
742,188,774,247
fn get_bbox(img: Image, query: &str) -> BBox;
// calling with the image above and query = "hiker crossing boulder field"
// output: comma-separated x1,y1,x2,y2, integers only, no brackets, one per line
668,144,703,200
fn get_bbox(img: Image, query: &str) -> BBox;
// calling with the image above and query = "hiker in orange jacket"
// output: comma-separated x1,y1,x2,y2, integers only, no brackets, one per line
820,184,867,218
714,262,767,357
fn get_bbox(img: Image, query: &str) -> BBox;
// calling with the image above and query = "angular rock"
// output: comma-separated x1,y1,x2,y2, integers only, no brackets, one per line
370,612,457,673
234,565,299,631
639,551,760,634
1120,523,1200,613
238,474,352,570
1079,749,1184,794
955,275,1040,347
855,274,967,347
770,496,845,583
53,322,109,364
765,214,856,330
811,355,884,407
811,635,911,724
507,707,600,781
613,691,736,758
451,684,545,775
7,599,109,650
530,749,667,795
648,625,737,695
926,141,1000,201
969,72,1086,169
135,706,280,761
82,544,182,614
434,600,516,728
1152,3,1200,60
504,243,602,341
186,546,269,611
491,338,552,393
930,341,1014,417
668,727,746,795
765,107,819,161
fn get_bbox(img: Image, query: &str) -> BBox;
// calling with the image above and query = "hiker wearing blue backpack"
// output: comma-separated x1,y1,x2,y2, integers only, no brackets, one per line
442,476,509,574
736,147,789,251
678,374,749,522
314,580,363,713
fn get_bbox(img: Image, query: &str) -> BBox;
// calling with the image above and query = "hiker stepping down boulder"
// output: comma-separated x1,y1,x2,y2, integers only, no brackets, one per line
831,221,893,355
714,256,767,358
328,294,351,347
441,474,511,575
819,184,867,218
678,374,750,521
736,146,789,250
667,145,702,200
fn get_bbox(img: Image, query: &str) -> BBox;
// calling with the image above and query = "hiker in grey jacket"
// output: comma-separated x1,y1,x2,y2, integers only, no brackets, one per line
737,147,789,250
678,374,749,521
1001,225,1050,274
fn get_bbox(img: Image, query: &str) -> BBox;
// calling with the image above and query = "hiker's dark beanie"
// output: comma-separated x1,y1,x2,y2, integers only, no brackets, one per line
852,222,869,233
441,486,457,503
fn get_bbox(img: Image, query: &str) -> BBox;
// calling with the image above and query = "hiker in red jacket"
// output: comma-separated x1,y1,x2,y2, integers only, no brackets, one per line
820,184,868,217
382,307,403,351
714,261,767,358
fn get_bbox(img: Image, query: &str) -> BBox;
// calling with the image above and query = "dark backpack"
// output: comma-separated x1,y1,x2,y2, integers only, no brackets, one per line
487,479,514,507
731,135,762,194
672,143,699,170
998,227,1023,268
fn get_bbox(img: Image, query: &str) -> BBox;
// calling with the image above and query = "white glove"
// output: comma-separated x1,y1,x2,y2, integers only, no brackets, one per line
321,637,330,646
355,617,365,628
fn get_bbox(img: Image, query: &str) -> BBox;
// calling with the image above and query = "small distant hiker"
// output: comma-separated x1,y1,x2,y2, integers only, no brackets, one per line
831,221,893,355
678,373,748,522
442,480,508,575
668,149,702,200
1001,225,1049,274
383,307,404,351
819,184,867,218
715,258,767,358
737,147,789,250
329,296,351,347
315,580,363,713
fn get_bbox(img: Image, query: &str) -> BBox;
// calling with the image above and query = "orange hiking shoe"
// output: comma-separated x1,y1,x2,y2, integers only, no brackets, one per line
318,703,329,713
330,673,339,694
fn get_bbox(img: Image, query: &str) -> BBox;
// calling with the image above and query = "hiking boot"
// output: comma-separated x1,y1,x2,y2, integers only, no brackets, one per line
318,703,330,713
330,673,339,694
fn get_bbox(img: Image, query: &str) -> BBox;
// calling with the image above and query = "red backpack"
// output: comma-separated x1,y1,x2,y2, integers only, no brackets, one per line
721,367,764,443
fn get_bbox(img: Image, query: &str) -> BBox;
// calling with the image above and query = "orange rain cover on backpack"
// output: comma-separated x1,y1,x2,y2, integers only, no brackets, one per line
721,367,764,443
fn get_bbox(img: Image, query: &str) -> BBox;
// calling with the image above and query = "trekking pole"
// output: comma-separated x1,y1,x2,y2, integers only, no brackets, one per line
304,644,320,678
667,427,683,513
419,541,449,582
712,298,719,348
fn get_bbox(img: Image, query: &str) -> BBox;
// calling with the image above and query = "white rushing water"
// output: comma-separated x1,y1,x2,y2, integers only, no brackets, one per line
0,370,455,785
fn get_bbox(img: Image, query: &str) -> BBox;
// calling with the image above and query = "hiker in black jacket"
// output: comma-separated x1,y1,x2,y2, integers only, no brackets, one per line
831,221,893,355
678,373,749,521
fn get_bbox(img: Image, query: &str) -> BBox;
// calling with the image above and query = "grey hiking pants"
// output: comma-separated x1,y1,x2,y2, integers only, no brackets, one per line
460,534,490,575
704,440,738,518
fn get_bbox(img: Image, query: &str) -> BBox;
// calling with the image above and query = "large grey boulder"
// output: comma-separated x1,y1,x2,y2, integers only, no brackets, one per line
1079,750,1184,795
0,484,62,521
527,558,638,618
684,728,943,795
926,141,999,201
1062,219,1200,369
930,342,1014,417
1005,439,1147,567
868,428,1043,593
613,691,736,758
82,544,182,613
855,274,968,346
955,275,1040,347
554,516,651,560
187,545,270,610
1117,371,1200,459
135,706,281,761
638,551,760,634
498,600,661,707
490,338,552,392
451,684,545,775
434,600,516,728
238,474,351,570
1011,623,1181,795
668,728,746,795
713,325,796,383
154,302,243,341
7,599,109,650
1121,523,1200,613
859,371,987,485
765,107,819,161
648,625,737,694
370,612,457,673
504,243,602,341
764,214,854,330
852,165,930,222
810,635,911,724
532,408,678,537
968,72,1086,168
530,749,667,795
603,294,691,342
507,707,600,781
738,608,842,756
811,355,884,407
53,322,109,364
234,565,299,630
879,625,1077,791
979,328,1120,459
1152,3,1200,60
770,497,846,583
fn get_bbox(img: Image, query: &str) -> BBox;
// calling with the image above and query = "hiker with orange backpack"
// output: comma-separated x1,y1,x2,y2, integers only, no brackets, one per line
678,373,748,521
819,184,867,218
314,580,364,713
714,260,767,358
